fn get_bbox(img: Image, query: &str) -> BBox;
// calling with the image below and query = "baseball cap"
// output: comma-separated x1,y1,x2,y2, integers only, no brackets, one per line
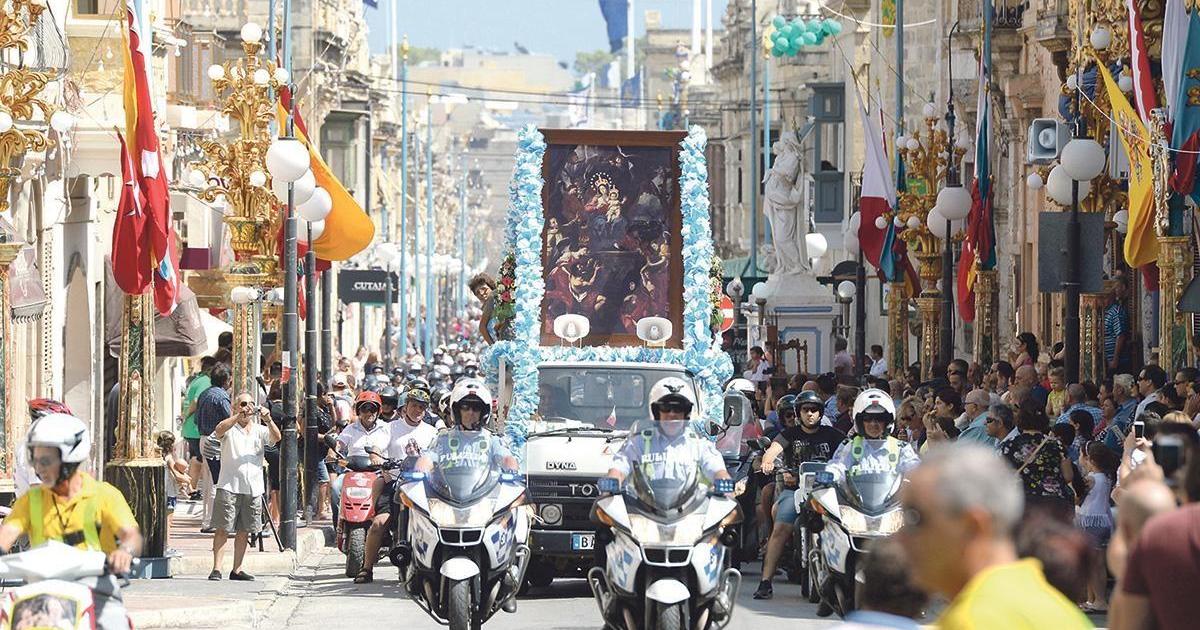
332,373,348,388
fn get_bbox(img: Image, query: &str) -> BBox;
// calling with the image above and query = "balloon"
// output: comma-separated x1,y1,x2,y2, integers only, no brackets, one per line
771,45,785,57
814,33,826,45
772,15,786,29
827,20,844,35
802,32,818,46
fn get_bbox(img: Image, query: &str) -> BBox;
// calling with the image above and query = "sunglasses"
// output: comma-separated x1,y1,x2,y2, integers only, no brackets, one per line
239,401,255,408
985,416,997,424
31,456,58,468
949,370,965,376
659,402,692,414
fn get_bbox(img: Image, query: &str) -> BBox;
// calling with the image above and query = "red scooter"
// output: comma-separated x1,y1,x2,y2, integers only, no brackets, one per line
337,455,381,578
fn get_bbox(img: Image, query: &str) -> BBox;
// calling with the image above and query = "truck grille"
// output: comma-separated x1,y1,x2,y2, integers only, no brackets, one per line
528,475,600,530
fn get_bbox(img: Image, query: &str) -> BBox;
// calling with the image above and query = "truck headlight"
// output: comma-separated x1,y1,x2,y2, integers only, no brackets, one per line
539,503,563,526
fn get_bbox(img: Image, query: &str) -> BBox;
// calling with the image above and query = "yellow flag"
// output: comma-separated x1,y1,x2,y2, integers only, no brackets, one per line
1097,62,1158,266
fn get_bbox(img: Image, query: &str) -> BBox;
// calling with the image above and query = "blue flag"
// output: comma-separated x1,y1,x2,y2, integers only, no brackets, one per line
621,72,641,107
598,0,629,54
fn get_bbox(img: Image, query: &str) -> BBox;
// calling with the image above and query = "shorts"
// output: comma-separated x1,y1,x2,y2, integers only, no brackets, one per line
212,488,263,534
774,489,799,525
185,438,202,461
375,479,400,515
1081,523,1112,548
313,458,330,483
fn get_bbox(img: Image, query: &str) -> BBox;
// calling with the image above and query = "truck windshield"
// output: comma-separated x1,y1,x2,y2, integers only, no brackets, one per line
536,366,697,431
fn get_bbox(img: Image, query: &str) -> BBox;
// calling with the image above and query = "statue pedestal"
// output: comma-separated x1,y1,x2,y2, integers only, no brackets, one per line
763,273,838,375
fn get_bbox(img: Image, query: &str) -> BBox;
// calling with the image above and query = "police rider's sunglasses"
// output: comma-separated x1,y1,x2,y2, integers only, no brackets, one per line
659,402,691,414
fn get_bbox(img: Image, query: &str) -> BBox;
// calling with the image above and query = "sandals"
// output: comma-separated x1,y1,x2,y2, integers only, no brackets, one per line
354,569,373,584
1080,603,1108,614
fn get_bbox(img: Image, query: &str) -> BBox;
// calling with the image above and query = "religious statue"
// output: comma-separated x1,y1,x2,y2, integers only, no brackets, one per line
762,131,810,275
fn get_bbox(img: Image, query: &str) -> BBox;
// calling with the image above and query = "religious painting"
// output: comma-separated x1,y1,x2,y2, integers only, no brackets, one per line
539,129,686,347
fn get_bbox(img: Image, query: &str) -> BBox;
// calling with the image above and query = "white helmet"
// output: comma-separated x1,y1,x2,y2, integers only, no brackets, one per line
725,378,756,398
852,388,896,437
648,377,697,420
450,380,493,427
27,413,90,484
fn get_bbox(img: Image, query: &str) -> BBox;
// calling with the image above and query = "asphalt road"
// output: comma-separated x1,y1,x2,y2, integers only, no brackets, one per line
261,546,844,629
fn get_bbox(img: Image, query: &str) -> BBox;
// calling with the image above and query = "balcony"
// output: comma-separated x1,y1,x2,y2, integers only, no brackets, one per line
1034,0,1072,52
994,0,1028,29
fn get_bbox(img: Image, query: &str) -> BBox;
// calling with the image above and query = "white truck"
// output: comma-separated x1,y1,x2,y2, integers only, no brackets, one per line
496,359,705,588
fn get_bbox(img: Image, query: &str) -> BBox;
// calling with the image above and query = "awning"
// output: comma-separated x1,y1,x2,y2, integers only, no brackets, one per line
104,258,211,358
10,245,47,322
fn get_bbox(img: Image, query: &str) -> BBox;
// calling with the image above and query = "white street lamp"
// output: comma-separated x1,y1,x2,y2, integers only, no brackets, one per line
1061,138,1106,181
935,184,973,221
265,137,310,183
836,280,857,300
806,232,828,259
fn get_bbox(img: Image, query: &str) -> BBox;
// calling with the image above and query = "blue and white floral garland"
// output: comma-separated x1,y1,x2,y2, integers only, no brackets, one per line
483,125,733,453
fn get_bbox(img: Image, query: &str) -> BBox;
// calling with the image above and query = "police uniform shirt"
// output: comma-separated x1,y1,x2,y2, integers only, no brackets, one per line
825,436,920,483
610,428,727,483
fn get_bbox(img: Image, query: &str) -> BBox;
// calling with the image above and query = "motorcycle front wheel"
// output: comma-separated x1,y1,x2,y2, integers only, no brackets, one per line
448,578,478,630
655,602,684,630
345,525,367,578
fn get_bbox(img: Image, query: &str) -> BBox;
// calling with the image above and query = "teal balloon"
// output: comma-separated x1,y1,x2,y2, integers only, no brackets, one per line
827,20,844,35
792,18,806,32
814,33,827,45
772,15,786,29
802,32,818,46
771,45,785,57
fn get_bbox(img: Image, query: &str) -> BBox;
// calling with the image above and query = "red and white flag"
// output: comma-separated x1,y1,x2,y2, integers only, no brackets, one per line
1126,0,1158,125
112,132,151,294
122,0,177,314
854,85,895,270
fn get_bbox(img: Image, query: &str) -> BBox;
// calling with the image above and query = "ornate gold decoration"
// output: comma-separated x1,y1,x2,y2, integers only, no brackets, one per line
0,0,60,217
194,38,285,278
114,294,156,461
972,269,999,368
887,282,908,375
891,113,966,380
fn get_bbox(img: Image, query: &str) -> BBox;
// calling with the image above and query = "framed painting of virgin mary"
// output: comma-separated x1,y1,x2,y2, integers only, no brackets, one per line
539,129,686,348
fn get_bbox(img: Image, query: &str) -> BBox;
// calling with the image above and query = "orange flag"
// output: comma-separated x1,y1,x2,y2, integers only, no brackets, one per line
277,87,374,261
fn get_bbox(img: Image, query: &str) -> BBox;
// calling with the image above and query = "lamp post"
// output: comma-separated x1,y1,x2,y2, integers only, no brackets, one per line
424,91,435,360
399,36,409,359
836,280,856,347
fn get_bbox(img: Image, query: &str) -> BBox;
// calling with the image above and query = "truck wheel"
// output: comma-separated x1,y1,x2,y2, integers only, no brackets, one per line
448,578,474,630
655,602,684,630
345,525,367,578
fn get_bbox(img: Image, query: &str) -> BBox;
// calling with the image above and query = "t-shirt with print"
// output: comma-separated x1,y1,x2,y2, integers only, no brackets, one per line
773,425,845,488
1121,503,1200,630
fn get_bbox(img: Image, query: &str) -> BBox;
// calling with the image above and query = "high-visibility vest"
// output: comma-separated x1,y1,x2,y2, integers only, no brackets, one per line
27,488,102,550
848,436,900,475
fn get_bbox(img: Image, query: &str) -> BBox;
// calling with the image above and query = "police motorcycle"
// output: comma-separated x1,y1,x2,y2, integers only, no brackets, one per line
395,383,531,630
589,380,743,630
710,381,759,570
808,389,913,617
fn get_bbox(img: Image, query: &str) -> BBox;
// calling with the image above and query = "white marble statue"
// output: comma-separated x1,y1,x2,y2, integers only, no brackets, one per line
762,131,809,275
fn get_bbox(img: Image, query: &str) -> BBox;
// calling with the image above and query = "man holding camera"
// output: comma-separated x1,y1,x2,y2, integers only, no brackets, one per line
209,391,280,581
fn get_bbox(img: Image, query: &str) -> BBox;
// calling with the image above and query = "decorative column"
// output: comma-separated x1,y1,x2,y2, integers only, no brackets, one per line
916,296,941,382
0,243,23,481
972,268,999,369
226,273,269,396
1158,236,1191,372
1080,291,1107,383
107,293,167,557
887,281,909,376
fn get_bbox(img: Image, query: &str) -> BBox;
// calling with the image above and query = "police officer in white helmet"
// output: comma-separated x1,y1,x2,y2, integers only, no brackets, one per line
605,377,731,485
824,388,920,485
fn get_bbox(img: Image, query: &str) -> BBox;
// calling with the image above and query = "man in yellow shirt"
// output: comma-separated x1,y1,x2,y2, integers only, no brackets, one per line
0,412,143,630
898,444,1092,629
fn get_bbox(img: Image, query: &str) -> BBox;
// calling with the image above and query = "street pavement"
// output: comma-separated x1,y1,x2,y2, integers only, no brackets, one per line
254,546,847,630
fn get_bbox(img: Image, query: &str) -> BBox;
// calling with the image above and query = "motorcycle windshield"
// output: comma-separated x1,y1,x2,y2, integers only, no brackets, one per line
626,421,704,514
426,429,503,505
845,471,902,515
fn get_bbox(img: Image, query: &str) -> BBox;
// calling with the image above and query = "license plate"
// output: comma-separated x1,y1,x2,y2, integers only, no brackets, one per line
572,533,595,550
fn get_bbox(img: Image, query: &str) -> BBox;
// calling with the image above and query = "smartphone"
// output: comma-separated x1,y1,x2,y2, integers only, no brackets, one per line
1133,420,1145,439
1153,435,1185,478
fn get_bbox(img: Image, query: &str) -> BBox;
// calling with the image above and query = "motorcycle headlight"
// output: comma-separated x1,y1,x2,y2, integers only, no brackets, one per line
734,478,748,497
344,487,372,500
839,506,870,535
877,509,904,535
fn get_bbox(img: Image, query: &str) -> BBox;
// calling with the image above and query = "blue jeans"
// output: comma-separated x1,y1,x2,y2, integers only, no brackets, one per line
774,489,799,524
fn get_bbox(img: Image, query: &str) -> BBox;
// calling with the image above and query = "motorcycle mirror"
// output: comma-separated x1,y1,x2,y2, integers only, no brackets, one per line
722,393,749,427
754,436,773,451
322,433,339,450
706,421,722,437
598,476,621,495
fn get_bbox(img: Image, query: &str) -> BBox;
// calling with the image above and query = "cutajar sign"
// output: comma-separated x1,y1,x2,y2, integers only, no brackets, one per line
337,269,399,303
